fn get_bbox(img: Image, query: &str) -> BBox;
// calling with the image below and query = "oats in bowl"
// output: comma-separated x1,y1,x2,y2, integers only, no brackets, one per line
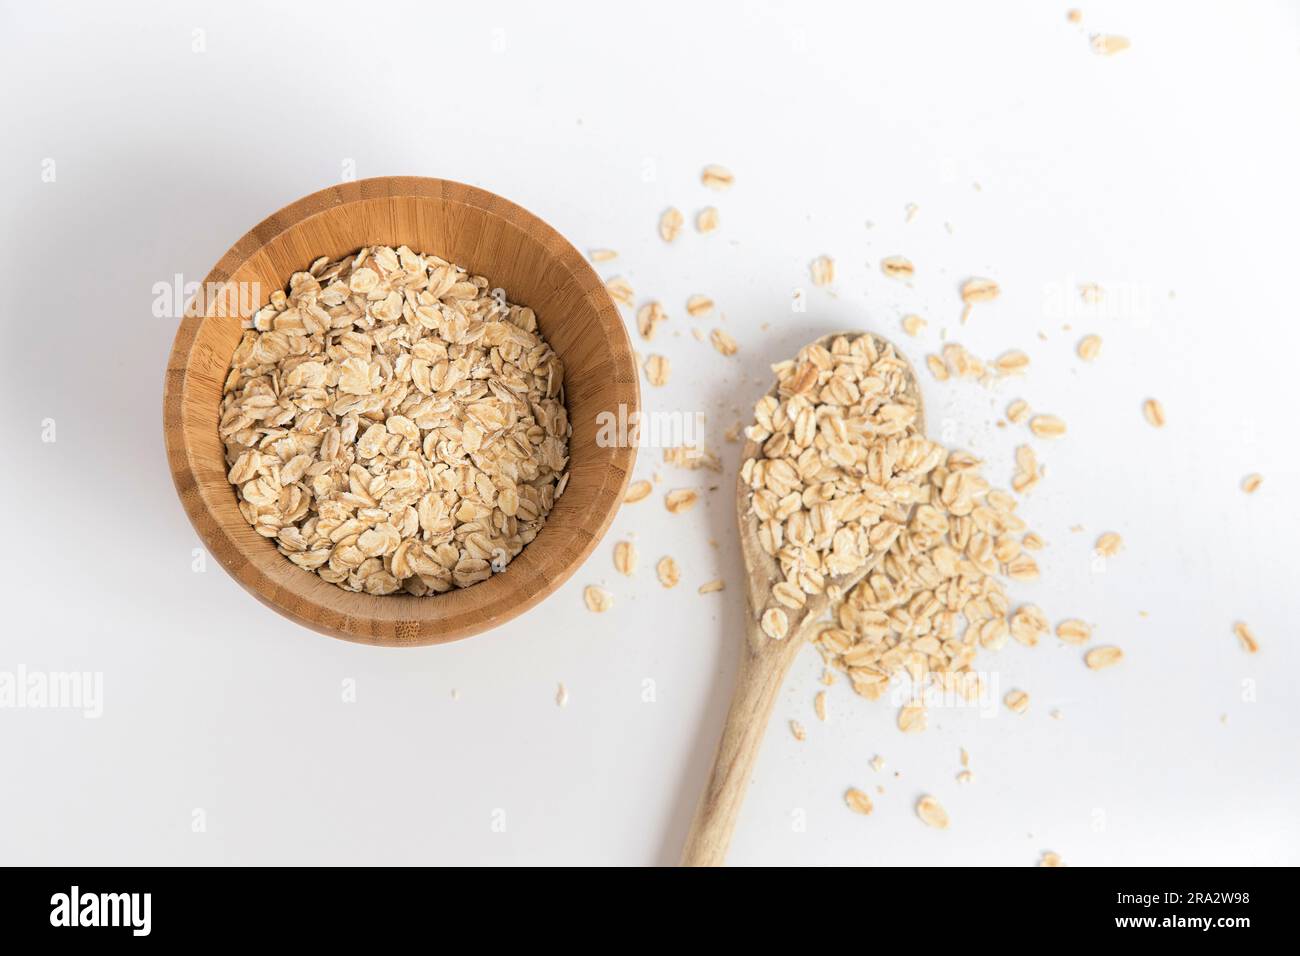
218,245,570,596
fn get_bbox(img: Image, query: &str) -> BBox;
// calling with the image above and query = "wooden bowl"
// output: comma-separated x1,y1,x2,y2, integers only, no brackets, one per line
163,177,639,646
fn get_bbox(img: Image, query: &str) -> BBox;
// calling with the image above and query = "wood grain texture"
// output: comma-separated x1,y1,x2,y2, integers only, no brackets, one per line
163,177,639,646
681,332,923,866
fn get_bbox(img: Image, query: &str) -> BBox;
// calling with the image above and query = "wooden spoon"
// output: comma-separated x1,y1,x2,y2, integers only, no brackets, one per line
681,331,924,867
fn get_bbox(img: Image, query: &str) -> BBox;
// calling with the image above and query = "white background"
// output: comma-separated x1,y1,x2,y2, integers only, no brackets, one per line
2,0,1298,866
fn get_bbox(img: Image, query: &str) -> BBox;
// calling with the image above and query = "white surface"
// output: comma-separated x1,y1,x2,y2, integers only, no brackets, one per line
2,0,1298,866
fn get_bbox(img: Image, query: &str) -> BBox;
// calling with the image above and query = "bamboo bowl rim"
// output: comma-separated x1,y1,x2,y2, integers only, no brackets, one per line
163,177,639,646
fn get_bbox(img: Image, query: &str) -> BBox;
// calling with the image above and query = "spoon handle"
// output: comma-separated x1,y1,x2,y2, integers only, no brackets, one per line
682,627,803,866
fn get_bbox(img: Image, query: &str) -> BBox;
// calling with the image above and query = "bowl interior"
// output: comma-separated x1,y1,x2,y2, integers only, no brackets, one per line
165,178,638,645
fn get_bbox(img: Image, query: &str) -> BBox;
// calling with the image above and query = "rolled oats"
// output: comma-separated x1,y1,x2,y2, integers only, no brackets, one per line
584,586,613,613
696,207,720,234
613,540,638,576
1004,689,1030,714
637,301,667,340
1143,398,1166,427
1241,474,1263,494
710,328,739,356
1085,646,1123,669
1095,532,1123,557
659,207,684,242
1092,34,1130,55
761,607,790,640
220,245,569,597
1077,334,1102,361
606,276,634,306
898,704,927,733
665,488,700,514
916,795,950,829
994,351,1030,376
624,480,652,503
845,788,874,815
1233,622,1259,653
881,256,915,279
645,354,671,386
1029,415,1067,438
1056,619,1092,644
901,314,927,337
701,164,734,190
810,256,835,286
686,294,714,318
656,556,681,588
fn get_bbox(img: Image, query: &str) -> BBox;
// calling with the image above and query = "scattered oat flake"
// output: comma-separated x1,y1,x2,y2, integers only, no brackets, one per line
1006,554,1040,581
1056,619,1092,645
870,755,885,772
897,704,927,733
1009,605,1049,647
904,202,919,222
555,683,569,708
644,354,671,387
613,540,638,576
664,488,699,514
583,586,613,613
686,294,714,318
1066,9,1082,24
760,607,790,640
589,248,618,263
1092,34,1130,56
994,350,1030,376
790,719,807,741
698,578,725,594
957,770,975,784
810,255,835,286
695,207,720,234
701,164,734,190
1040,851,1066,867
224,245,566,599
710,328,739,356
656,556,681,588
1085,646,1123,669
659,207,684,242
1077,334,1102,361
901,314,927,336
960,748,970,768
1233,622,1259,654
926,354,950,381
636,301,667,341
1143,398,1166,427
845,788,874,815
1095,532,1123,557
624,480,652,504
814,690,828,722
916,795,949,829
605,276,634,306
961,277,1000,304
881,256,915,279
1030,415,1067,438
1004,689,1030,714
1007,399,1030,424
1242,473,1262,494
